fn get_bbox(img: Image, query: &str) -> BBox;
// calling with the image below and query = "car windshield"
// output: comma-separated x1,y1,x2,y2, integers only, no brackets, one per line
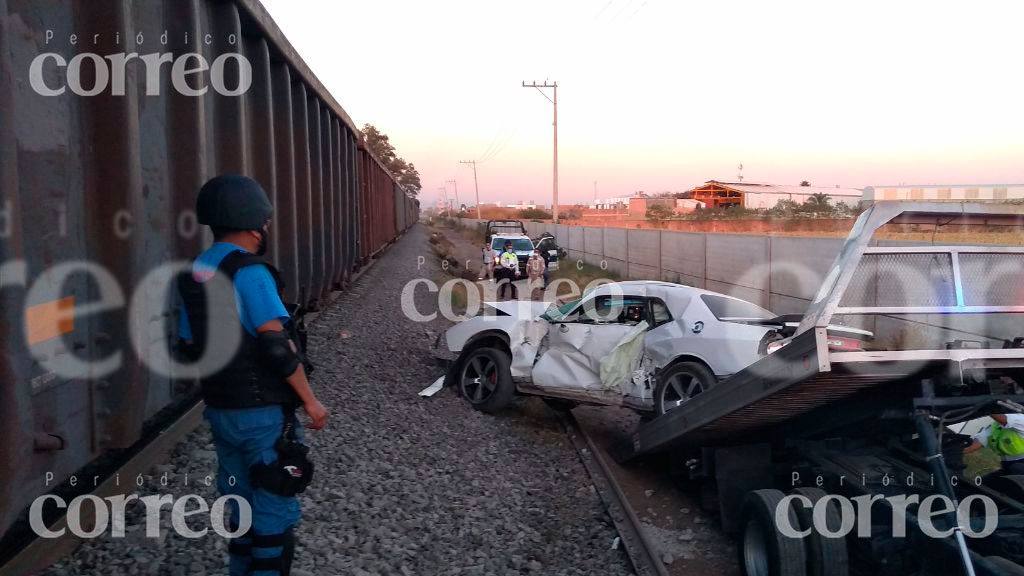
493,238,533,251
700,294,774,321
541,298,581,322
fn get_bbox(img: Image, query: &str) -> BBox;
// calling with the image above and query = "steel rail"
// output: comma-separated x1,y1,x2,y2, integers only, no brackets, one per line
0,401,205,576
560,412,670,576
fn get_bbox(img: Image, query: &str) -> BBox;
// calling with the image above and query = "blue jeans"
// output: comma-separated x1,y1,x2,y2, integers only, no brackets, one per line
205,406,303,576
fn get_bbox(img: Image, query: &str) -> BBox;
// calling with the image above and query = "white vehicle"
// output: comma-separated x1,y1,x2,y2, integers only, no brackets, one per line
489,234,535,270
434,281,872,414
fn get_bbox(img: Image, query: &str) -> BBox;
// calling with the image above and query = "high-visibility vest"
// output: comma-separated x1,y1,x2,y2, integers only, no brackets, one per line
500,251,518,270
989,422,1024,460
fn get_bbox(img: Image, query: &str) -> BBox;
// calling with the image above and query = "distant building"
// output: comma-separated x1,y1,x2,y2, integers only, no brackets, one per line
589,196,633,210
629,197,669,217
688,181,863,209
506,202,537,210
625,197,705,219
674,198,705,213
863,184,1024,203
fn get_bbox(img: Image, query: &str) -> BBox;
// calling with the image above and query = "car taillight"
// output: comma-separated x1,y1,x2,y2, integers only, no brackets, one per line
766,340,788,354
826,336,864,351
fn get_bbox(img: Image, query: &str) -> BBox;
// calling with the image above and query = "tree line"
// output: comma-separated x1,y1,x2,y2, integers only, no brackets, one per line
362,124,422,196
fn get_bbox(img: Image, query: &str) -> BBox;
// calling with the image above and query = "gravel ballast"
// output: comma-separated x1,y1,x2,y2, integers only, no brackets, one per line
46,225,633,576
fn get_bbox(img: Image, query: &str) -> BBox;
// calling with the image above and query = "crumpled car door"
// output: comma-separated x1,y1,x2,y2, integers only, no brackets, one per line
532,321,637,391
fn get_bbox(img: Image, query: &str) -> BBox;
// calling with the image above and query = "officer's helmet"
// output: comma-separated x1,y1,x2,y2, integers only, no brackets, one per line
196,174,273,230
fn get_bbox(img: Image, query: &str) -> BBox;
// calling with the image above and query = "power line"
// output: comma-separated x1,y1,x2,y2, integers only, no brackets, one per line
478,128,516,163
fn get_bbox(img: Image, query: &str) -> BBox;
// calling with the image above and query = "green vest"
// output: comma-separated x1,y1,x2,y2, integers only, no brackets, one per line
500,251,518,269
989,422,1024,460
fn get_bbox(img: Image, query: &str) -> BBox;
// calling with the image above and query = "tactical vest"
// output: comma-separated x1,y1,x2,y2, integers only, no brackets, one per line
989,422,1024,460
177,250,302,409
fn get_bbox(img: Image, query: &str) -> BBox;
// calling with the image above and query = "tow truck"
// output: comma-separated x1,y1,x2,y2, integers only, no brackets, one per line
617,203,1024,576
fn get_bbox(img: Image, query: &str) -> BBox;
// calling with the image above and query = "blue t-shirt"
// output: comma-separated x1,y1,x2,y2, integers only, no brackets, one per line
178,242,290,339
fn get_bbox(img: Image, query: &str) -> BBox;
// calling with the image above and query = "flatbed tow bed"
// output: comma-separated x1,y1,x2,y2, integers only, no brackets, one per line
617,203,1024,576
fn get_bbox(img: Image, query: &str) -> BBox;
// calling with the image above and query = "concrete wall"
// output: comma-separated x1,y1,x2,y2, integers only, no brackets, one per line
462,218,1021,347
462,218,855,314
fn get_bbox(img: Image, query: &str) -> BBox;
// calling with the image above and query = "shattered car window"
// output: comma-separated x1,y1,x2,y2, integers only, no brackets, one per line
700,294,774,321
651,299,672,327
579,297,647,325
542,298,582,322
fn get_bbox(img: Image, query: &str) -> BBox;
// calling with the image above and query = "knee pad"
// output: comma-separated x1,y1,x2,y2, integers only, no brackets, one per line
227,521,252,557
249,528,295,575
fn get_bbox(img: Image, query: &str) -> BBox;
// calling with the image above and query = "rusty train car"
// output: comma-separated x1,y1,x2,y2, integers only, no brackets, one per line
0,0,418,543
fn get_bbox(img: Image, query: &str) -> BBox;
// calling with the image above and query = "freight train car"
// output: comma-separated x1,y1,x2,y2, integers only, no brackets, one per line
393,183,418,240
356,141,397,264
0,0,417,547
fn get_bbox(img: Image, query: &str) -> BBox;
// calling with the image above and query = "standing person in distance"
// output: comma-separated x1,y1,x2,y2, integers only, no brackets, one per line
526,247,547,301
496,240,520,301
478,237,496,281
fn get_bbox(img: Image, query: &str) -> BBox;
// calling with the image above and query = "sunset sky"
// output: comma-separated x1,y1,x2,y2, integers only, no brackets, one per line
260,0,1023,208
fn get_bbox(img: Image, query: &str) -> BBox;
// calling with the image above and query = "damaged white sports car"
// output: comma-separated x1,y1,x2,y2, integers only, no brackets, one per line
434,281,870,415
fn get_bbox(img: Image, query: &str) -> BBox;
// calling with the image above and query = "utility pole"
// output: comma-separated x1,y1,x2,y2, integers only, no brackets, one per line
522,80,558,222
460,160,481,219
446,179,459,213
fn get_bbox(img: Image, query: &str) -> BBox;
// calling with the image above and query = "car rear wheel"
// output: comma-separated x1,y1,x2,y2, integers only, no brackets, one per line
654,361,715,416
458,347,515,413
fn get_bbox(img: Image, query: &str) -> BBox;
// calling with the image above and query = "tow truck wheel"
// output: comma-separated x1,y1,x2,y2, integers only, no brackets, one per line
459,347,515,413
654,362,715,416
740,489,807,576
790,488,849,576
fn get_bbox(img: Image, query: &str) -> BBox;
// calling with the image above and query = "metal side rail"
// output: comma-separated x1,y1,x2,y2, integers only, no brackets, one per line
616,330,935,462
559,412,670,576
620,331,1024,463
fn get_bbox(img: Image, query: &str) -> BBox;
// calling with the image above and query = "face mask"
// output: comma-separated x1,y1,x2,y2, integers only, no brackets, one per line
255,227,269,256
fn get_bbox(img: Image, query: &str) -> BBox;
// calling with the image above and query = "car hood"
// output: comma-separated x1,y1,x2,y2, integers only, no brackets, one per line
485,300,554,319
440,302,554,361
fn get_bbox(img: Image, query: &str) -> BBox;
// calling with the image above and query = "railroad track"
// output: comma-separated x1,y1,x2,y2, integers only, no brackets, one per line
0,401,205,576
559,411,670,576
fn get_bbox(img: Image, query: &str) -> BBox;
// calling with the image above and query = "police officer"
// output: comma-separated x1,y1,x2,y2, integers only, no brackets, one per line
496,240,520,300
965,413,1024,476
178,175,328,576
